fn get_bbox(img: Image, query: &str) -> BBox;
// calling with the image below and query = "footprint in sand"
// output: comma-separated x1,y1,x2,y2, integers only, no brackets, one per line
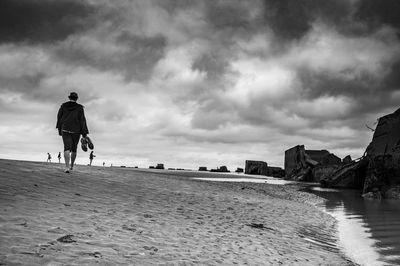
143,246,158,252
48,227,68,234
122,224,137,232
89,251,102,258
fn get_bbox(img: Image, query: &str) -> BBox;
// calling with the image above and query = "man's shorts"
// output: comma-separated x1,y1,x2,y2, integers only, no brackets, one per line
62,132,81,152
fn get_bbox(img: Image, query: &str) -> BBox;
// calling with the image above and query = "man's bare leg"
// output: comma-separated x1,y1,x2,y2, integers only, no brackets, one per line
70,152,77,170
64,151,70,172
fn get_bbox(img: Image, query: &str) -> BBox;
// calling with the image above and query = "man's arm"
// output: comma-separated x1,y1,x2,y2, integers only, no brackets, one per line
56,106,63,135
79,107,89,137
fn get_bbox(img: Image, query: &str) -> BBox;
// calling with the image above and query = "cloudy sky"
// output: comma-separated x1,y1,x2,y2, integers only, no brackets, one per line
0,0,399,170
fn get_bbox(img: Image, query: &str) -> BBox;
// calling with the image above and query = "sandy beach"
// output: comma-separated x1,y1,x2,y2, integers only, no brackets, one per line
0,159,354,265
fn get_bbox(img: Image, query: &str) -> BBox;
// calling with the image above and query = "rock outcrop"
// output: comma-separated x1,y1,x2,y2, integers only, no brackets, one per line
155,164,164,169
244,160,284,178
245,160,268,175
266,167,285,178
320,159,368,189
210,166,230,172
363,108,400,198
342,155,352,164
284,145,341,181
235,168,244,173
321,108,400,198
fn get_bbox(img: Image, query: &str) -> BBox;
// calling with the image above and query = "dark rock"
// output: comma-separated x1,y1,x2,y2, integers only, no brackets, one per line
149,166,155,169
320,159,368,189
198,166,208,171
384,186,400,199
210,166,230,172
362,108,400,197
363,155,400,195
306,150,341,166
342,155,353,164
246,223,275,231
266,166,285,178
235,167,244,173
322,108,400,197
219,166,229,172
312,165,339,182
245,160,268,175
320,153,342,166
57,235,76,243
365,108,400,157
284,145,308,178
285,145,342,181
306,150,330,163
155,164,164,169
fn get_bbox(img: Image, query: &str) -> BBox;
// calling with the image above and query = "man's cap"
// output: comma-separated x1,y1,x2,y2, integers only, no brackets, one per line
68,92,78,99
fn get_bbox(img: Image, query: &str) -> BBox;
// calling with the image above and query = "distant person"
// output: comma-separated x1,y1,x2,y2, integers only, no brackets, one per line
56,92,90,173
57,152,61,163
89,151,96,166
103,162,105,167
47,153,51,162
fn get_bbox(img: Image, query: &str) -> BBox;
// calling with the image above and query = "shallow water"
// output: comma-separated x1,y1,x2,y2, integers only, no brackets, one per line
307,187,400,266
193,176,295,185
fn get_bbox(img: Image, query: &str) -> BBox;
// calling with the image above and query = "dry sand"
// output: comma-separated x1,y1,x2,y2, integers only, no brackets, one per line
0,159,355,265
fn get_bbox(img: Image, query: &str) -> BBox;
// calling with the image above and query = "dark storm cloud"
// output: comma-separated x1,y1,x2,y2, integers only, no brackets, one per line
0,74,44,92
384,60,400,88
356,0,400,32
205,1,254,31
54,32,167,82
263,0,313,40
0,0,95,44
261,0,400,40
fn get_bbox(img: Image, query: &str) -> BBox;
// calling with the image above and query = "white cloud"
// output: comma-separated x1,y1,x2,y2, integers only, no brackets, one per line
287,23,400,80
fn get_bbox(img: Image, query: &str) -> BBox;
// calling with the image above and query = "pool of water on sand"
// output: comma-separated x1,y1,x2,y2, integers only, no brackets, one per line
305,187,400,266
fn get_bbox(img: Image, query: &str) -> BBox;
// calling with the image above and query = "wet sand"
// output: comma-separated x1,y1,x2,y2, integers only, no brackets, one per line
0,159,354,265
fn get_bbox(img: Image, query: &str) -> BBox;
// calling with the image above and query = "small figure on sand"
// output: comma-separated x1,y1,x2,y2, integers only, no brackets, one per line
57,152,61,163
47,153,51,162
56,92,90,173
103,161,105,167
89,151,96,166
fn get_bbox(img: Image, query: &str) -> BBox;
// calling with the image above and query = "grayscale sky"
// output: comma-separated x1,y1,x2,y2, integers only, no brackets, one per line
0,0,399,169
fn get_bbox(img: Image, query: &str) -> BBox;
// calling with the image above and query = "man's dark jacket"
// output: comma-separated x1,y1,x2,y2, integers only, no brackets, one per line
56,101,89,136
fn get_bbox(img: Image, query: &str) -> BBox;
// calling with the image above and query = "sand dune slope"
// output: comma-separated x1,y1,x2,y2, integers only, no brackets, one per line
0,159,352,265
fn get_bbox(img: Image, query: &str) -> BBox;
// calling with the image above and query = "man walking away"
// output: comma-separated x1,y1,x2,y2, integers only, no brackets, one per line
47,153,51,162
56,92,90,173
57,152,61,163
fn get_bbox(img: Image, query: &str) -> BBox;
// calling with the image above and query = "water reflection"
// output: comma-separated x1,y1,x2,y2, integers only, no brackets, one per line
193,177,295,185
308,187,400,266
